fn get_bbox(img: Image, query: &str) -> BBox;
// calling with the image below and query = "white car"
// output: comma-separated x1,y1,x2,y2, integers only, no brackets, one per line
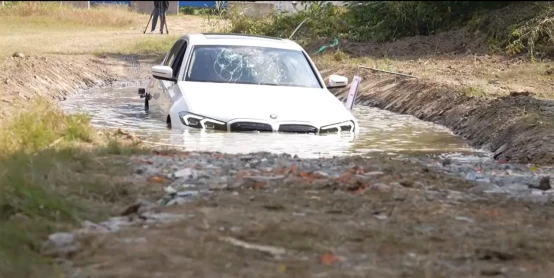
140,33,359,134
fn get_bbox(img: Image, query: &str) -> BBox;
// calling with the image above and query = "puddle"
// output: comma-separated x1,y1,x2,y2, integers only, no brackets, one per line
61,85,484,159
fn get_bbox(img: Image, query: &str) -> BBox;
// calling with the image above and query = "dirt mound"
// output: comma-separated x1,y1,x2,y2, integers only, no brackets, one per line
321,66,554,165
339,27,489,59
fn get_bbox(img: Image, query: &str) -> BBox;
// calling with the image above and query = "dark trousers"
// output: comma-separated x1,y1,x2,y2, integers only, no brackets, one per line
151,6,167,32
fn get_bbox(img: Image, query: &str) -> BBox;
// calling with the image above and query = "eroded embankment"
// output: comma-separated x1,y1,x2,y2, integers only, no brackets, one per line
321,66,554,165
0,54,152,120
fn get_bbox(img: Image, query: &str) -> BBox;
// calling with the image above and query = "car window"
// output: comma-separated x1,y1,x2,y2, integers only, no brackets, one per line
163,40,185,68
184,45,322,88
170,41,188,79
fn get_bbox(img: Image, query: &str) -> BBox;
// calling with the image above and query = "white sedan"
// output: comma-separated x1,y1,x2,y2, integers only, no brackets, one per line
141,33,359,134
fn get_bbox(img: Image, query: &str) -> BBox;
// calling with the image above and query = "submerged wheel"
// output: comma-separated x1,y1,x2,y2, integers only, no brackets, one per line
166,115,171,129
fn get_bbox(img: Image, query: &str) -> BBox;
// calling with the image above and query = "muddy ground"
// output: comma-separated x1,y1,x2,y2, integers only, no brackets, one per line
45,153,554,278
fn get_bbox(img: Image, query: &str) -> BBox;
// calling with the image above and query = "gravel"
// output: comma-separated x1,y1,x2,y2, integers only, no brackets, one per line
411,153,554,202
43,150,554,257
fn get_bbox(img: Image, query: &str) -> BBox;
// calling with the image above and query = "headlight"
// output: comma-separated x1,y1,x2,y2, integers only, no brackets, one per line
178,112,227,131
320,120,355,133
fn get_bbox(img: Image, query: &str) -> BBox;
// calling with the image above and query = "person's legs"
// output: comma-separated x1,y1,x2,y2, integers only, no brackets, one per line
160,9,167,33
150,6,159,33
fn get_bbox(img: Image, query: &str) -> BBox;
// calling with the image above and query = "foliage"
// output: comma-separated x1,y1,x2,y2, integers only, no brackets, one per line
228,1,347,39
346,1,514,42
227,1,553,57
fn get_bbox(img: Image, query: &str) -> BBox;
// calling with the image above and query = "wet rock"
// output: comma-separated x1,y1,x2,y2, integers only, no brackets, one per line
120,200,157,216
399,180,414,188
166,197,190,206
81,220,110,234
493,143,508,159
441,158,452,166
243,175,285,188
42,233,80,258
173,168,199,180
529,176,551,191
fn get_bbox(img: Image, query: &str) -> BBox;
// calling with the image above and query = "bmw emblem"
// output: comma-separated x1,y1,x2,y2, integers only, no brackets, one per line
270,114,278,119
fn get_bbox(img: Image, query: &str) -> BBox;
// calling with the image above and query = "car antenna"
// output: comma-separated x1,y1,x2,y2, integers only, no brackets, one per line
288,18,308,40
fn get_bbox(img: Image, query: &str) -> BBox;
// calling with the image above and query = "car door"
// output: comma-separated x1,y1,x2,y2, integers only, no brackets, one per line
156,39,187,115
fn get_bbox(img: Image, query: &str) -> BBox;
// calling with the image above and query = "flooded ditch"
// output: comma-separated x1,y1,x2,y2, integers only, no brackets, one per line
61,84,479,158
60,83,554,200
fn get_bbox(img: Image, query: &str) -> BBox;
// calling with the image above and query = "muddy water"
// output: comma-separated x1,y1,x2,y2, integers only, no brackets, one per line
61,85,484,159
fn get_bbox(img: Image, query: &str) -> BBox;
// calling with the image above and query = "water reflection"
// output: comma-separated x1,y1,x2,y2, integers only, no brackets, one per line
61,86,482,158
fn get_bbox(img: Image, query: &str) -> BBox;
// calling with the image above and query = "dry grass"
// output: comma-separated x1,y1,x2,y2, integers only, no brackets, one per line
0,4,213,59
0,1,140,28
314,50,554,99
116,35,181,56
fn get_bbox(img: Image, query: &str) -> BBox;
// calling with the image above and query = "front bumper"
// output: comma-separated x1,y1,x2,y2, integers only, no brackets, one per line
178,113,356,134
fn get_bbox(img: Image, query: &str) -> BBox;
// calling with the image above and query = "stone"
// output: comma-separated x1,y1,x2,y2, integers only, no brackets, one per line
173,168,198,180
42,233,80,258
243,175,285,188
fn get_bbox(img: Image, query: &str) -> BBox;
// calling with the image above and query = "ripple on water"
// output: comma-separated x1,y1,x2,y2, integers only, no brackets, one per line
61,86,482,159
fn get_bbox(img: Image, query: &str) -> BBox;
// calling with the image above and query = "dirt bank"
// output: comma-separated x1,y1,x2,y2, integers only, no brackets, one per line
0,53,158,121
321,66,554,165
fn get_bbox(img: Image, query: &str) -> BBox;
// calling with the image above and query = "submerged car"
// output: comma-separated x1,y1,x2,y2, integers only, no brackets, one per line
140,33,359,134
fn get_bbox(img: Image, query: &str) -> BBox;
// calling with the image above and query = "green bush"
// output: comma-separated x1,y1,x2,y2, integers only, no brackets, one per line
346,1,514,42
229,1,514,42
227,1,553,57
229,1,347,39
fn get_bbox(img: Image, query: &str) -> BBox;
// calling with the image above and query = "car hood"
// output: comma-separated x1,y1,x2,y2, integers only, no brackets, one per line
179,82,354,126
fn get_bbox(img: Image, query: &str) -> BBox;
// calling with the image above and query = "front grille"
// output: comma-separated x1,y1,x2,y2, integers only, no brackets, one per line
230,122,273,132
278,124,318,134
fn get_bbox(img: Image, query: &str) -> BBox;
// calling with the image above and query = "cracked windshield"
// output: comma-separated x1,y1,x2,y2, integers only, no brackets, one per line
188,45,321,87
3,1,554,277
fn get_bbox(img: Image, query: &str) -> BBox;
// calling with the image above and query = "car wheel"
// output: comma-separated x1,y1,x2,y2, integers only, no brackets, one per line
166,115,171,129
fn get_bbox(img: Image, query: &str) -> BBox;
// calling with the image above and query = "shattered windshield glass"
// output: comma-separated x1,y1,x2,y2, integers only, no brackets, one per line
184,45,322,88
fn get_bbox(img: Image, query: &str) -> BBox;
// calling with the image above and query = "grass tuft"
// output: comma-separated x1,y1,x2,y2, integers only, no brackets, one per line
0,101,148,277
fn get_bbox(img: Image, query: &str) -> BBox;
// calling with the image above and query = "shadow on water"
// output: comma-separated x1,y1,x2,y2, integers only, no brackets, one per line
61,85,488,159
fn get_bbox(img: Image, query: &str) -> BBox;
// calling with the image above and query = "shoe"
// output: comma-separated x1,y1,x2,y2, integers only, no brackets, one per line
149,30,154,34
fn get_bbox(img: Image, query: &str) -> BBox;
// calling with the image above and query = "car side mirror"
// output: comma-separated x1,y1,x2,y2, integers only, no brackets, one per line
152,65,176,82
327,74,348,89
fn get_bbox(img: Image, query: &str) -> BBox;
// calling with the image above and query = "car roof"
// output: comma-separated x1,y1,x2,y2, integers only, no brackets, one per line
180,33,304,51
